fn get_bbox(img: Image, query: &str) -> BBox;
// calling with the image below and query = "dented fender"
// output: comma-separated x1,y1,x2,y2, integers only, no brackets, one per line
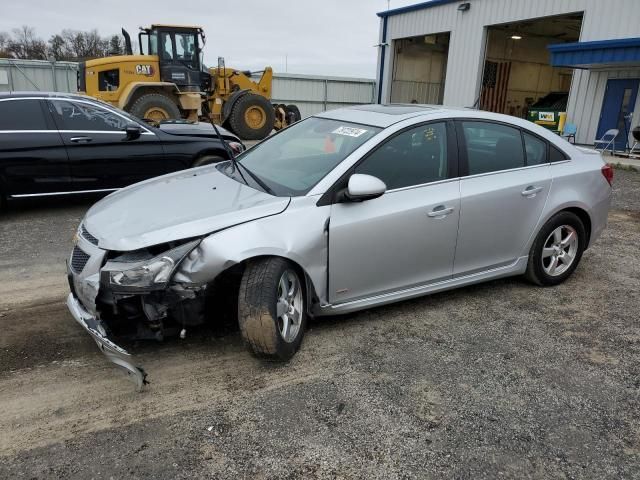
173,195,331,304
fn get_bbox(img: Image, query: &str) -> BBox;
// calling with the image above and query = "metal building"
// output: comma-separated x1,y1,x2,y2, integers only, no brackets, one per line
376,0,640,147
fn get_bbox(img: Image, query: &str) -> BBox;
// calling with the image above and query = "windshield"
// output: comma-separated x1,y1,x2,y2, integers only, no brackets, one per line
237,117,381,196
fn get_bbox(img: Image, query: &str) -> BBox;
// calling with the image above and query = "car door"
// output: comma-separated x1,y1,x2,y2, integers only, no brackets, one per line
453,120,552,276
328,121,460,304
0,97,72,196
46,98,168,191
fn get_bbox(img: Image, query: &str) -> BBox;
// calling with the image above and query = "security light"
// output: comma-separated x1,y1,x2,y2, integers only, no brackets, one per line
511,35,522,40
457,2,471,11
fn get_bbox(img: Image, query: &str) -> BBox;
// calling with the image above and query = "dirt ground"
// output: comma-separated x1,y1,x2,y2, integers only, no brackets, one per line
0,170,639,479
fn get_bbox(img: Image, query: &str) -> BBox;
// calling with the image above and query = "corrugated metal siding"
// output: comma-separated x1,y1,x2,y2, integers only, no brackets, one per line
0,59,77,93
0,62,375,119
568,68,640,145
266,74,375,118
378,0,640,142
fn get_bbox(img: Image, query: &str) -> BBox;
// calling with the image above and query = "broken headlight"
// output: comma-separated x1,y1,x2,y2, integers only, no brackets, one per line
105,239,200,291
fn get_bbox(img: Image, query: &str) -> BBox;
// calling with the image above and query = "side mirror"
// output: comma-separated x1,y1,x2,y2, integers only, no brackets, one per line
345,174,386,202
124,123,142,140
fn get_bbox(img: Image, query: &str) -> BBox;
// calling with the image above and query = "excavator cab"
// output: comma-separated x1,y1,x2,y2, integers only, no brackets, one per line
138,25,207,91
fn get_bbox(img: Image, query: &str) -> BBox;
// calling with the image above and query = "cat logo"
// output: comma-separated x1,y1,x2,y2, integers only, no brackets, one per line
135,64,154,76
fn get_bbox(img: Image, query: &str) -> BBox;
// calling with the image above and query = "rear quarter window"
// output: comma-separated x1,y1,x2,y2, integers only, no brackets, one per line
0,99,48,130
550,144,569,162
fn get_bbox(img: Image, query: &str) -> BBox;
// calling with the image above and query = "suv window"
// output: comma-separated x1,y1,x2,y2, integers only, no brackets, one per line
462,121,524,175
49,100,129,131
356,122,449,190
0,99,48,130
523,132,547,166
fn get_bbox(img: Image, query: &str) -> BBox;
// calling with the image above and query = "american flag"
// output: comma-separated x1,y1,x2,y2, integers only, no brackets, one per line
480,61,511,113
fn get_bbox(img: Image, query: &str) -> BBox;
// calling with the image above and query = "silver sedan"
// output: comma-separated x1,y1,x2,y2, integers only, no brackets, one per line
67,104,612,389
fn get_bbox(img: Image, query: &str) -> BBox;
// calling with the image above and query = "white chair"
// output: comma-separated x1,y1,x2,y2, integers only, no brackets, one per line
594,129,619,155
630,127,640,156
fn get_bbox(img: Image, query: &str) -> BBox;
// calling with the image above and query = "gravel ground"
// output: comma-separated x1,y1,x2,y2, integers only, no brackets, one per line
0,170,638,479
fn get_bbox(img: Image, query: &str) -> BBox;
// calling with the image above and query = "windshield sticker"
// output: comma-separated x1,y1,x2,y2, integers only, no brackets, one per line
332,126,368,137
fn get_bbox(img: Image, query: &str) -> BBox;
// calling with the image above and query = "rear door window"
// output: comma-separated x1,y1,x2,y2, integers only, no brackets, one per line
0,99,48,130
461,121,525,175
48,100,129,131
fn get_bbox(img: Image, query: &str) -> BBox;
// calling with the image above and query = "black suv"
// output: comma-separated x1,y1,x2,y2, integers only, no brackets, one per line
0,92,244,207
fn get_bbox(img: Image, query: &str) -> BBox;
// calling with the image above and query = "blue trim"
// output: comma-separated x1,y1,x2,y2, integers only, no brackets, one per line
377,16,388,104
377,0,460,18
548,37,640,68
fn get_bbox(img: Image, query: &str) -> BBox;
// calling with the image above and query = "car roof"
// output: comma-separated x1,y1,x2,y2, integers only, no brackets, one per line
316,103,468,128
316,103,578,151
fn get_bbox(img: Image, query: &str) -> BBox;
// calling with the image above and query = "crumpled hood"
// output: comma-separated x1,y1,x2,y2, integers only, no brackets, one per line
84,166,290,251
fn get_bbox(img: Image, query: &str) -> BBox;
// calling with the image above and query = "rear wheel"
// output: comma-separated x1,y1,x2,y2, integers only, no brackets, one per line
228,94,275,140
238,257,306,361
525,211,586,286
129,93,181,122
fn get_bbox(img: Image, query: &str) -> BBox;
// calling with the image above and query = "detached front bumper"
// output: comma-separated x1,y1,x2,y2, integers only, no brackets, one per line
66,293,148,391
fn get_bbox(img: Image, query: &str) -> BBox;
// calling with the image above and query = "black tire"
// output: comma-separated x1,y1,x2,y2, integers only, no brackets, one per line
525,211,586,286
192,155,225,168
228,93,275,140
128,93,181,121
238,257,307,361
285,104,301,123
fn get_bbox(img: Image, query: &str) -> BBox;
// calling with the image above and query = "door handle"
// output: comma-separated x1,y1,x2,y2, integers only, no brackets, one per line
427,206,455,218
70,136,93,143
521,186,543,197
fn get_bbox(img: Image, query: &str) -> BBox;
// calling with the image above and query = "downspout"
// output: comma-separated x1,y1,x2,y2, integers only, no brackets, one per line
377,15,388,104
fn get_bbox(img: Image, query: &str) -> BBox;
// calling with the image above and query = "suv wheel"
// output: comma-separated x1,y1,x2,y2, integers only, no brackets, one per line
238,258,306,360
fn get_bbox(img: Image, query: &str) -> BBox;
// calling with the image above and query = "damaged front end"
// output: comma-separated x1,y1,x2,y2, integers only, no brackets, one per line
68,232,207,391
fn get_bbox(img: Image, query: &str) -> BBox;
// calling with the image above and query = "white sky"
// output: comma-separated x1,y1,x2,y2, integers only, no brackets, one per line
1,0,419,78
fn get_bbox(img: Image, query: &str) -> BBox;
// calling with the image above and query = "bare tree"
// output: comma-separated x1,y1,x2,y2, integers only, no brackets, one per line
108,35,124,56
1,26,124,61
0,31,10,58
7,26,47,60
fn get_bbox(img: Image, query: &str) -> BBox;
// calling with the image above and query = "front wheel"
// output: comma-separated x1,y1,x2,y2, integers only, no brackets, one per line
525,211,586,286
128,93,181,122
228,94,275,140
238,258,306,361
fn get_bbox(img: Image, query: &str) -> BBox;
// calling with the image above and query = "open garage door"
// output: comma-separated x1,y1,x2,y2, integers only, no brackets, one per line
390,33,450,105
480,13,582,124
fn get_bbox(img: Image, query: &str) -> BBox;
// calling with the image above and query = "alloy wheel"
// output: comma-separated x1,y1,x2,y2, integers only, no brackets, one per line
541,225,579,277
275,270,303,343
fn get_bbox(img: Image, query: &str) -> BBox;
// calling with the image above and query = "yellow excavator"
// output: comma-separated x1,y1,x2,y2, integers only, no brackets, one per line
78,25,300,139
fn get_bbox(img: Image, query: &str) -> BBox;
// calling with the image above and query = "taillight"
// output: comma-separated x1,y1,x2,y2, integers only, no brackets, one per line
601,164,614,186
